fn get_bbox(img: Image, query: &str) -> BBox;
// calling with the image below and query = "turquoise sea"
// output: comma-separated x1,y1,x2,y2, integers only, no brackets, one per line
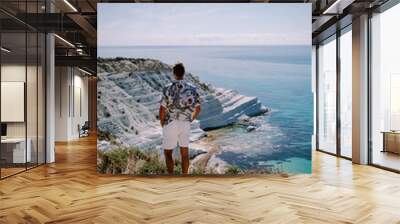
98,45,313,173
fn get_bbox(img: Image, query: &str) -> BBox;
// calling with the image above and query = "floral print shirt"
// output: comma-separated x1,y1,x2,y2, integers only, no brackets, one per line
160,80,201,125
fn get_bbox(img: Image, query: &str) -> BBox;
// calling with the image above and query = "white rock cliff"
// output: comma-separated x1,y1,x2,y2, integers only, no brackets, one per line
97,58,268,150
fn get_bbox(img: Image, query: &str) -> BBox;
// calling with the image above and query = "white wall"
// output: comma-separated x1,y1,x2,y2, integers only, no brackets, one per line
1,65,26,81
55,66,70,141
55,67,89,141
1,63,46,164
1,65,26,139
1,65,40,137
71,73,89,138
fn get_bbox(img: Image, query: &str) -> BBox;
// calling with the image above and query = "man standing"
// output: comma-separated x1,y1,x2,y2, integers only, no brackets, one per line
159,63,201,175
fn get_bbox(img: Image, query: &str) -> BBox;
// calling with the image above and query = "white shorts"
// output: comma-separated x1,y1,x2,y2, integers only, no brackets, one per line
162,120,190,149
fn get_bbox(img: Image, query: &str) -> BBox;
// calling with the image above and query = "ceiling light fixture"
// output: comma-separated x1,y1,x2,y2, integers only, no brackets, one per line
54,34,75,48
63,0,78,12
322,0,353,15
1,47,11,53
78,67,93,76
76,48,84,55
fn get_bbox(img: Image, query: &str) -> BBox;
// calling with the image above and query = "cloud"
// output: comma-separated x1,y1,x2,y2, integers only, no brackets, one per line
99,33,309,46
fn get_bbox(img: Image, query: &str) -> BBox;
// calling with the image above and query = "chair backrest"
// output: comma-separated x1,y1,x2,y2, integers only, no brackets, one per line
82,121,90,129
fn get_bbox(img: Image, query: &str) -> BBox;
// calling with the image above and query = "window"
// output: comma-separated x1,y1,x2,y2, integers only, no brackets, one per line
317,35,337,154
371,3,400,171
339,27,352,158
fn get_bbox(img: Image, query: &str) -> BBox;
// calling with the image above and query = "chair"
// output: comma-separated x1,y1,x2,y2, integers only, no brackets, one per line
79,121,90,138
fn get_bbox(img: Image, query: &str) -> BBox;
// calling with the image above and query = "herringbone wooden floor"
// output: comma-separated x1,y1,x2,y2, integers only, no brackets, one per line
1,136,400,224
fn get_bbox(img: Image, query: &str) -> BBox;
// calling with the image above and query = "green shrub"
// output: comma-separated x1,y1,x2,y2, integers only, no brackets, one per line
226,165,242,175
138,159,167,175
173,163,182,175
98,146,148,174
97,130,115,141
190,167,205,175
97,147,131,174
97,146,172,175
98,146,250,175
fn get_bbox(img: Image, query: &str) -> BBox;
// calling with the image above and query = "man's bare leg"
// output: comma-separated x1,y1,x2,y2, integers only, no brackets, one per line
164,149,174,174
180,147,189,174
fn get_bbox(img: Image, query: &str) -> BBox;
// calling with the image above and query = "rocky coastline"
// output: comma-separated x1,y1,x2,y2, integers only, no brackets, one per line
97,58,268,174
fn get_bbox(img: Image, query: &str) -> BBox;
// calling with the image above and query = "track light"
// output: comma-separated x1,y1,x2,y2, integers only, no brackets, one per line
54,34,75,48
78,67,93,76
322,0,354,15
1,47,11,53
63,0,78,12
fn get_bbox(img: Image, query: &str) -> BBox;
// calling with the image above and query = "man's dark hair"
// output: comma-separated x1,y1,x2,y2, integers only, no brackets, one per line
173,63,185,78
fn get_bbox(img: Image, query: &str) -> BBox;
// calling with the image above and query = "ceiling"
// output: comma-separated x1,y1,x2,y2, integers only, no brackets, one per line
0,0,391,72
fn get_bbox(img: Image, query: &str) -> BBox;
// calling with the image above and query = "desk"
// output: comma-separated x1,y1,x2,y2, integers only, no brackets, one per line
382,131,400,154
1,138,31,163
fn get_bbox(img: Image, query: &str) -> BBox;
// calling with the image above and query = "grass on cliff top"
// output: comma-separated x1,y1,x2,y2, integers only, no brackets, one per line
97,146,167,175
97,130,115,142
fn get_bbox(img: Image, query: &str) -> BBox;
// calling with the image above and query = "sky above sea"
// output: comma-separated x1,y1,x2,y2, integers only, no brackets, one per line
98,3,311,47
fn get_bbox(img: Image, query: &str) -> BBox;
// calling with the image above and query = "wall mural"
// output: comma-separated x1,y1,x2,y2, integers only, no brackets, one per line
97,3,312,175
